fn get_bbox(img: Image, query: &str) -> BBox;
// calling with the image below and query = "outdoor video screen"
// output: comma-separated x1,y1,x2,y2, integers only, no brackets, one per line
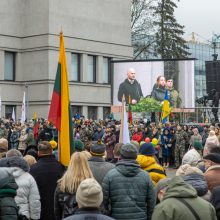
112,59,195,108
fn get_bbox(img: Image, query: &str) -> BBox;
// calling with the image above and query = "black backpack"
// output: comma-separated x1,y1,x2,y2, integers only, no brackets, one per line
58,193,78,218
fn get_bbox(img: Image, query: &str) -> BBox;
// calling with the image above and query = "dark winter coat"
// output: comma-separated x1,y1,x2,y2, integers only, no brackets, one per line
151,86,166,102
161,129,172,157
183,173,208,197
64,208,115,220
104,133,116,160
118,79,143,103
152,176,217,220
0,168,18,220
54,186,78,220
88,157,115,186
30,155,64,220
92,130,104,141
211,186,220,220
102,160,155,220
10,131,19,149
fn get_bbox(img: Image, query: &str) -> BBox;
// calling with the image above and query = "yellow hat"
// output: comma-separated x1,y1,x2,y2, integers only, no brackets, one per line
50,140,57,150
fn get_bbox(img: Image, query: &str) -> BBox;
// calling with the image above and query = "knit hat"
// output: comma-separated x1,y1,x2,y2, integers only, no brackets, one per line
76,178,103,208
155,178,172,195
193,141,203,150
74,140,85,152
176,164,204,176
90,141,106,156
139,143,158,156
120,143,138,159
49,140,57,150
203,153,220,164
0,138,8,152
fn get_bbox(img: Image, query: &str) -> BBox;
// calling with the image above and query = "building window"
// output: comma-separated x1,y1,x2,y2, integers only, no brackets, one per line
103,107,111,119
103,57,111,84
5,105,16,119
87,55,96,83
4,52,15,81
88,106,97,120
71,105,82,118
70,53,80,81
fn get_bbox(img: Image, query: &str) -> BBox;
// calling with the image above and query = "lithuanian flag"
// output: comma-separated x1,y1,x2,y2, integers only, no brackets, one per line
162,90,171,124
48,32,74,166
33,112,39,140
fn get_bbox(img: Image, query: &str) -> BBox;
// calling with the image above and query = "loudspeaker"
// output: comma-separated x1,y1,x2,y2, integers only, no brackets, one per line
205,61,220,94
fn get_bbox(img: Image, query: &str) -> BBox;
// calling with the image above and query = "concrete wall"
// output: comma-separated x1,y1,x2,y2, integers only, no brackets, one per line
0,0,132,119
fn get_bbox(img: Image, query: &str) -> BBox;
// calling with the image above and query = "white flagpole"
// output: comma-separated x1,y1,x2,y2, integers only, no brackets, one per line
12,107,16,121
119,95,130,144
21,92,26,123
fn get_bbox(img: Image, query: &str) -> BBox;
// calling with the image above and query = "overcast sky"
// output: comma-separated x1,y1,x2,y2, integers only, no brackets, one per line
174,0,220,42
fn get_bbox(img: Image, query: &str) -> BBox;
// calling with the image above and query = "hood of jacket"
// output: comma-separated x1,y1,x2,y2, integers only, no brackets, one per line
0,167,18,191
0,156,29,172
183,173,208,196
136,154,164,171
163,176,198,201
116,159,141,177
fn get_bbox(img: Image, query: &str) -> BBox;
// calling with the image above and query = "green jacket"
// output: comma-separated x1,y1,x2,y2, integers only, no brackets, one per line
0,168,18,220
152,176,217,220
102,160,155,220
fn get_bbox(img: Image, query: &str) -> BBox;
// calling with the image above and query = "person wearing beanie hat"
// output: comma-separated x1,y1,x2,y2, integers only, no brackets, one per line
50,140,57,150
181,141,203,166
137,143,166,185
120,143,138,159
204,153,220,191
102,144,155,220
74,139,85,152
88,141,115,186
64,179,114,220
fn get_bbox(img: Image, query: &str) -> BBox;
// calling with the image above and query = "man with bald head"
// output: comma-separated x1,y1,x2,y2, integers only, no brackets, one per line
117,68,143,104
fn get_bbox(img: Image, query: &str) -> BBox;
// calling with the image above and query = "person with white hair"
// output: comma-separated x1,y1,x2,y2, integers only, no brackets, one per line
117,68,143,104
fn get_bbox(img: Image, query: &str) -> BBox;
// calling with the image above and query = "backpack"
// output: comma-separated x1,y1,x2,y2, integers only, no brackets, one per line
58,193,78,218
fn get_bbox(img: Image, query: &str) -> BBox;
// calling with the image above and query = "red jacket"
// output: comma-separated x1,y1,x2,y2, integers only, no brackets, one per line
132,132,143,143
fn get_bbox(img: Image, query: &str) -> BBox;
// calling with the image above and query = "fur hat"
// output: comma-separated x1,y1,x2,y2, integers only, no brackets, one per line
76,178,103,208
139,143,157,156
120,143,138,159
176,164,203,176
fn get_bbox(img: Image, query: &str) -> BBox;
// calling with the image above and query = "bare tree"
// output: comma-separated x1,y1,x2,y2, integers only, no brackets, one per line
131,0,156,59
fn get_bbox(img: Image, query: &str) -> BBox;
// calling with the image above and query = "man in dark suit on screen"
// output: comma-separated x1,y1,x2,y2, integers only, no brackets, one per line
117,68,143,104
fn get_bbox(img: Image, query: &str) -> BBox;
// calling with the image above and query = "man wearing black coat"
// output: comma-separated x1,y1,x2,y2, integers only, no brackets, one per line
117,68,143,104
30,141,64,220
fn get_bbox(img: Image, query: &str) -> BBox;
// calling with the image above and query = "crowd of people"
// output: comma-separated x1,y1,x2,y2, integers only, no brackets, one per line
0,116,220,219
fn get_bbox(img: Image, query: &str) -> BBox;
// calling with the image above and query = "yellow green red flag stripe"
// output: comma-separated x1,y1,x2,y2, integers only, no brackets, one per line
48,32,74,166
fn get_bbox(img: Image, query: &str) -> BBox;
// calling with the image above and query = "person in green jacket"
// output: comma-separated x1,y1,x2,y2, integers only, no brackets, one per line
152,176,217,220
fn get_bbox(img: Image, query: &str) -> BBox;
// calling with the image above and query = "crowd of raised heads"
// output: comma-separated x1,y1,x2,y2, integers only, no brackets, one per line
0,116,220,219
